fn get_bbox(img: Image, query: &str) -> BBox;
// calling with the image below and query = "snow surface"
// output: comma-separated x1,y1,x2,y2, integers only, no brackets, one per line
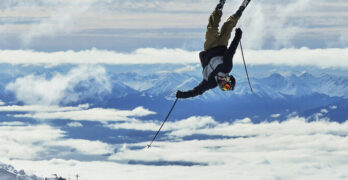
0,162,42,180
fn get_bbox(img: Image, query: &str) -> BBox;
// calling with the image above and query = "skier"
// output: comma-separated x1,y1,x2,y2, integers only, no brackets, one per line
176,0,251,99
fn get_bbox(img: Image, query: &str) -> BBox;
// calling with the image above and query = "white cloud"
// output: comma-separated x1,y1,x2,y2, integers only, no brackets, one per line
0,104,156,123
106,120,158,131
106,116,216,133
164,116,218,137
0,123,114,160
46,139,113,156
270,113,280,118
0,121,26,126
2,115,347,180
0,48,197,65
105,114,348,167
106,114,348,141
237,47,348,68
256,0,312,48
1,105,348,180
161,116,347,139
0,104,88,112
0,100,4,106
14,106,156,122
0,48,347,68
0,102,156,123
1,0,348,49
321,108,329,114
330,105,338,110
67,122,83,127
0,124,63,159
18,0,95,45
108,117,348,179
6,65,111,105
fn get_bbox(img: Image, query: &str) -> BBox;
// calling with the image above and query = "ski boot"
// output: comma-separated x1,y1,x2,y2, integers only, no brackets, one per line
215,0,226,12
236,0,251,17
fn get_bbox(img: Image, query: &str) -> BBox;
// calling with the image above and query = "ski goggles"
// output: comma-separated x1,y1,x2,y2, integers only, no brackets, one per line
221,82,231,91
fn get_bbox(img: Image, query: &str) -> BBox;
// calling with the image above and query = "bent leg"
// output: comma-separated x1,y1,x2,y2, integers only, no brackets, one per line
204,10,223,51
216,14,239,47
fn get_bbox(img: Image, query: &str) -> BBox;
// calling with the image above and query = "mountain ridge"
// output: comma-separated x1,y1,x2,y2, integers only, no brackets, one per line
111,71,348,100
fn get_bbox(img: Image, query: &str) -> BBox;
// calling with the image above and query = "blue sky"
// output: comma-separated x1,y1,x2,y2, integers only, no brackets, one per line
0,0,348,179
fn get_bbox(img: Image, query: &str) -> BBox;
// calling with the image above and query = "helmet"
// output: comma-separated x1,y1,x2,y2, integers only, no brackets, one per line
217,75,236,91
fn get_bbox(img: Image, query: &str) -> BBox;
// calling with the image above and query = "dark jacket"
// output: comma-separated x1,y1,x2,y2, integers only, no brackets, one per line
178,30,242,98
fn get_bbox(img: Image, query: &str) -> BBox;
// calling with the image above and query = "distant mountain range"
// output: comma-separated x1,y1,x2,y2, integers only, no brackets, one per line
101,70,348,122
0,65,347,122
111,71,348,99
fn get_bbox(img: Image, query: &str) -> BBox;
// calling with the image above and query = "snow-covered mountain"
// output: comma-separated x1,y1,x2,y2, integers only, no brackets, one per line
97,70,348,122
0,162,41,180
2,64,347,102
0,64,346,122
111,71,348,100
258,72,348,98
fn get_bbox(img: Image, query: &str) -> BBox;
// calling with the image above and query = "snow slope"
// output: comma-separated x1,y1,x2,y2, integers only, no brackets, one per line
0,162,41,180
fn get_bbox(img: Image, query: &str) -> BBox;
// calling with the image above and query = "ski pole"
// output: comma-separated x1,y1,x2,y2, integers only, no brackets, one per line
147,98,179,148
240,40,253,93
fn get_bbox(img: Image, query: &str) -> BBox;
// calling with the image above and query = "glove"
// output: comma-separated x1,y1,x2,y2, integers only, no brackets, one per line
235,28,243,36
176,90,185,99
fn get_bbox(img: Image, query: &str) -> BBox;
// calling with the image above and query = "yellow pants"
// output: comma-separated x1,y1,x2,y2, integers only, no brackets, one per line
204,10,239,51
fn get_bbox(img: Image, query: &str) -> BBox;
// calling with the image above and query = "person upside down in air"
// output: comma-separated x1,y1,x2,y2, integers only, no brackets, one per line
176,0,251,99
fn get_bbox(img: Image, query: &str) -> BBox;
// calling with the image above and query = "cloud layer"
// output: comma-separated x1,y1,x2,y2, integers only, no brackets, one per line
0,104,156,123
1,114,348,180
1,0,347,49
6,65,111,105
0,123,114,160
0,48,347,68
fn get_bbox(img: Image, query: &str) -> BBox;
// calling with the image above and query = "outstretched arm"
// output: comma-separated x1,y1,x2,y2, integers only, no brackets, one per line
223,28,243,72
176,80,209,99
229,28,243,53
